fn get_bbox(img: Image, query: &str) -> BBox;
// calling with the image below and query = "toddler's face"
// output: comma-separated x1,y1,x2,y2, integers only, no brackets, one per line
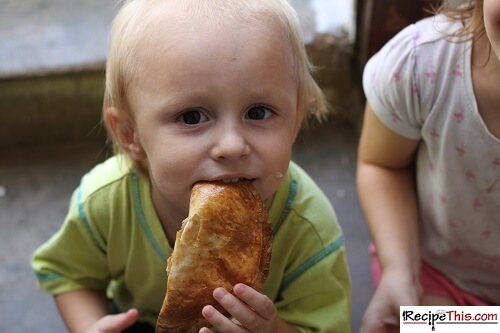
126,18,299,219
484,0,500,61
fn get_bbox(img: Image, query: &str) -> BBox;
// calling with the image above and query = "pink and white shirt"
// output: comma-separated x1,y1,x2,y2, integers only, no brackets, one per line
363,14,500,303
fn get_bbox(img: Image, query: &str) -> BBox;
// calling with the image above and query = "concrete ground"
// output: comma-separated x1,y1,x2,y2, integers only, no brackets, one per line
0,122,373,333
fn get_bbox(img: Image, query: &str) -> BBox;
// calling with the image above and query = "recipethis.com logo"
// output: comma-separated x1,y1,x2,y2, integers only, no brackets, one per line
400,306,500,332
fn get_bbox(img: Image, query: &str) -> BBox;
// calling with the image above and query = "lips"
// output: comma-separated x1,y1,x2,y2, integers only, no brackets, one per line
219,177,246,183
206,176,255,184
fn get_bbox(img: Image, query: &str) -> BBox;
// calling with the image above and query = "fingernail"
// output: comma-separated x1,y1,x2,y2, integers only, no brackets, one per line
213,287,227,300
234,284,245,295
203,305,215,319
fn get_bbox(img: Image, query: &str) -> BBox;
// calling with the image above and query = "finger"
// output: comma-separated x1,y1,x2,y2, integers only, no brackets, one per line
231,318,244,326
212,287,258,324
217,285,276,332
201,305,247,333
97,309,139,332
233,284,276,320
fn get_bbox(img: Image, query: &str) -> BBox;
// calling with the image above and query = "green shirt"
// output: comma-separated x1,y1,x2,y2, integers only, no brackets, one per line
32,156,351,332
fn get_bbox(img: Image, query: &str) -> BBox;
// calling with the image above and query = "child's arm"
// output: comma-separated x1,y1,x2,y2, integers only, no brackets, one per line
55,289,138,333
357,105,422,332
200,284,299,333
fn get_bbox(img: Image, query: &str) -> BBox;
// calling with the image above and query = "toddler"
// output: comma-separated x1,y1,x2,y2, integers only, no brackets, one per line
32,0,351,332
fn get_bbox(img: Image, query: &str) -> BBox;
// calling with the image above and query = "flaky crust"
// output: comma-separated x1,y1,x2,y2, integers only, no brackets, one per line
155,180,273,333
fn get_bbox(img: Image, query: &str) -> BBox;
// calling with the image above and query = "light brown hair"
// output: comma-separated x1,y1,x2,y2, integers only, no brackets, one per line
432,0,485,41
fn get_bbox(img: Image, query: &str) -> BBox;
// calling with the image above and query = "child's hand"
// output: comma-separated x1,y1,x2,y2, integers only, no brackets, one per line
360,268,421,333
85,308,139,333
200,284,280,333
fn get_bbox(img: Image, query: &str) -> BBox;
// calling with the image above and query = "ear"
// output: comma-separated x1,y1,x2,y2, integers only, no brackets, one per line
104,107,147,160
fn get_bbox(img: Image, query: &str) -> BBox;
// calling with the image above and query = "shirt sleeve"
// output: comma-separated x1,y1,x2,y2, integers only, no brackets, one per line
31,185,110,295
362,23,424,140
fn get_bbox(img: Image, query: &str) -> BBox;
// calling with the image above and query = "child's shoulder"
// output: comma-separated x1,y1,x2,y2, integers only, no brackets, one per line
285,161,322,193
269,162,344,260
78,155,135,200
272,161,338,226
372,14,467,66
412,14,466,46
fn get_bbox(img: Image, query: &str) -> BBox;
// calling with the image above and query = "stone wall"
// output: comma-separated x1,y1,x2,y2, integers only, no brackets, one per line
0,71,106,147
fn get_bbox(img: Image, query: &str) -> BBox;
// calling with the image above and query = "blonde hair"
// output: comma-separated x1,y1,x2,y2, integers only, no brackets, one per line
103,0,329,168
432,0,485,41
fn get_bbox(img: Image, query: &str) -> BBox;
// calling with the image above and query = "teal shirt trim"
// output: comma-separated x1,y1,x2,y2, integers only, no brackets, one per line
274,179,346,294
77,183,106,254
273,180,298,235
35,271,63,282
131,173,168,262
280,234,345,293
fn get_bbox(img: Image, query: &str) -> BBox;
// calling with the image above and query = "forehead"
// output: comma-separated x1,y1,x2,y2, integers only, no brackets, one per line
134,4,288,47
130,9,293,76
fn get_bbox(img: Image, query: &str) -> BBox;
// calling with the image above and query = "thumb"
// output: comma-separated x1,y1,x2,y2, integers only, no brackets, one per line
97,309,139,332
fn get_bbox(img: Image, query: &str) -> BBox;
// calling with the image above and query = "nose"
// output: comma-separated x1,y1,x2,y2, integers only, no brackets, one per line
210,124,251,160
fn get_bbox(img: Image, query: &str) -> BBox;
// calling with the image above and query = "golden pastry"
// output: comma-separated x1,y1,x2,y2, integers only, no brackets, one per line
156,180,273,333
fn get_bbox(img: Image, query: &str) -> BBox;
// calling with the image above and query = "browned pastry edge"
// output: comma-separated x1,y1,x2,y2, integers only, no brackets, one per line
155,180,273,333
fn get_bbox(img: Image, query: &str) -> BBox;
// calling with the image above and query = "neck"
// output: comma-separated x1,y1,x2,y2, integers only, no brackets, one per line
472,33,500,77
150,183,185,247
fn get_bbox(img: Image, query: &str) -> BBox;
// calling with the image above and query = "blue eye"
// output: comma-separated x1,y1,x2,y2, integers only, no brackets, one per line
245,105,273,120
178,110,208,125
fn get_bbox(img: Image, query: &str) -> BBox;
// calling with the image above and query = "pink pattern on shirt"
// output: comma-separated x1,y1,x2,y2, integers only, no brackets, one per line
466,170,476,182
453,110,465,124
452,64,463,79
440,195,447,204
472,198,483,210
493,157,500,168
393,72,401,82
425,69,437,83
456,145,465,157
481,229,492,239
447,219,457,228
431,129,440,138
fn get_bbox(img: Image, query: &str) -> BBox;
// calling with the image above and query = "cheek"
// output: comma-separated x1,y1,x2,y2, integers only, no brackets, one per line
262,128,294,160
260,136,293,180
146,145,196,179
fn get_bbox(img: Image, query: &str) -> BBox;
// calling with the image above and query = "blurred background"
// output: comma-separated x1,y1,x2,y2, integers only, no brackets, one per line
0,0,434,331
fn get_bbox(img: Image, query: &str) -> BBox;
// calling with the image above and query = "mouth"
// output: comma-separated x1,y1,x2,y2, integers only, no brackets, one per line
218,177,254,184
